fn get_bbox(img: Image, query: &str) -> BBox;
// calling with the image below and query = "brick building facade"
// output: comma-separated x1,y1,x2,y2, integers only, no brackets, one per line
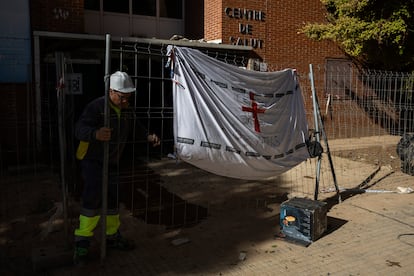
30,0,84,33
3,0,352,167
205,0,345,74
29,0,345,74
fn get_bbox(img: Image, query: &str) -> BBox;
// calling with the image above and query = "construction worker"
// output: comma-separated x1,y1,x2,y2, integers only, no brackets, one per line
73,71,160,265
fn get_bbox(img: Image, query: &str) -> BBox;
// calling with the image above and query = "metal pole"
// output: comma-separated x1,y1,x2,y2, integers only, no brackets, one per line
318,117,341,202
309,64,322,200
309,64,341,202
55,52,69,245
101,34,111,263
34,34,42,149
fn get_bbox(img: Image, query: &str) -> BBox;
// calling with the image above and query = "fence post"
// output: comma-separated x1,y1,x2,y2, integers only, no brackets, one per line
309,64,341,202
309,64,322,200
101,33,111,263
55,52,69,245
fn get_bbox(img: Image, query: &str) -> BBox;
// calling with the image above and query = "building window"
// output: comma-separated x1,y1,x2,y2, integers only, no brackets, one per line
160,0,182,19
85,0,100,11
132,0,156,16
103,0,129,14
85,0,183,19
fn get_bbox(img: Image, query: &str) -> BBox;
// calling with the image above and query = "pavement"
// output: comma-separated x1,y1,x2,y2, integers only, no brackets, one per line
2,135,414,275
45,166,414,275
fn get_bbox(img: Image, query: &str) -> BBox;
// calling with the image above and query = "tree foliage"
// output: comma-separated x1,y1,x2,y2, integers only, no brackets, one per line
301,0,414,71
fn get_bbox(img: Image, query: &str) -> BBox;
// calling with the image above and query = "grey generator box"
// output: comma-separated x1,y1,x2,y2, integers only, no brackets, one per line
280,197,327,245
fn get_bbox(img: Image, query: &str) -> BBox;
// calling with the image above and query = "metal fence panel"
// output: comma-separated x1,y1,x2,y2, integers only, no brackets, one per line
1,42,414,228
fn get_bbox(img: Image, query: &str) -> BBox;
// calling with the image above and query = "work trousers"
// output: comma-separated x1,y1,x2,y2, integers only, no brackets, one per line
74,159,121,241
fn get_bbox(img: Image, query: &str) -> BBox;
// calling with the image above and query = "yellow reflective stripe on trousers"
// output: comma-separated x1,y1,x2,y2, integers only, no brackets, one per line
106,214,120,235
74,214,120,237
74,215,100,237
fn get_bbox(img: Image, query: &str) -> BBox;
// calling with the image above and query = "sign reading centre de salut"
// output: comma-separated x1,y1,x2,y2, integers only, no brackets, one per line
224,7,265,49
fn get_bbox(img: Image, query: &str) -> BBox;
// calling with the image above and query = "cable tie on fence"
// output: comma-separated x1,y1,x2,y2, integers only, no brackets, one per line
56,76,65,90
172,79,185,90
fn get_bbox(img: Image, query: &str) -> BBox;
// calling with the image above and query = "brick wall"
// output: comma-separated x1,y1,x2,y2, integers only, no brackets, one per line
204,0,223,41
30,0,84,33
265,0,344,72
207,0,345,74
220,0,267,53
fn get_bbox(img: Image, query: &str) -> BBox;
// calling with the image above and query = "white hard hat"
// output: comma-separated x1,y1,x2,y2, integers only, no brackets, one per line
110,71,136,93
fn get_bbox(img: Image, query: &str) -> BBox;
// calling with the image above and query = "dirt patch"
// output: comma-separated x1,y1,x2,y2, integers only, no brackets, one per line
332,145,401,171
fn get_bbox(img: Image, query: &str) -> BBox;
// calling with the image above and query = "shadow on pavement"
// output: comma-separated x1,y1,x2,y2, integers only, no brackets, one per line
119,163,208,229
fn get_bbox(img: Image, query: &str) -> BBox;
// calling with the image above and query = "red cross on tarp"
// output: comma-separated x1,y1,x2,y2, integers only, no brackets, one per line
242,92,266,132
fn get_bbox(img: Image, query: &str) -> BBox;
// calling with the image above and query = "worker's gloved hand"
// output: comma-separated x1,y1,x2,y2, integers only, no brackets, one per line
148,134,161,147
95,127,112,141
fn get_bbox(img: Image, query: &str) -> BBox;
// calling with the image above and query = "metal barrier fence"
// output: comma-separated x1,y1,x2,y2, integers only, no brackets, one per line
1,41,414,231
289,64,414,200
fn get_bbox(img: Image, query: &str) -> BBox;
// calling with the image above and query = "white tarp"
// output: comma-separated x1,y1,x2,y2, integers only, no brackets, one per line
169,46,310,180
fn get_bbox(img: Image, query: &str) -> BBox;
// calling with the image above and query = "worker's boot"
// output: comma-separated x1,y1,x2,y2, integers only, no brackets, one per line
73,239,90,266
106,231,135,251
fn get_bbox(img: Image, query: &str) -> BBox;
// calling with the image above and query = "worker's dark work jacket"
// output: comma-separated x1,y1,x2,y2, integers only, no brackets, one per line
74,96,140,219
75,96,130,165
